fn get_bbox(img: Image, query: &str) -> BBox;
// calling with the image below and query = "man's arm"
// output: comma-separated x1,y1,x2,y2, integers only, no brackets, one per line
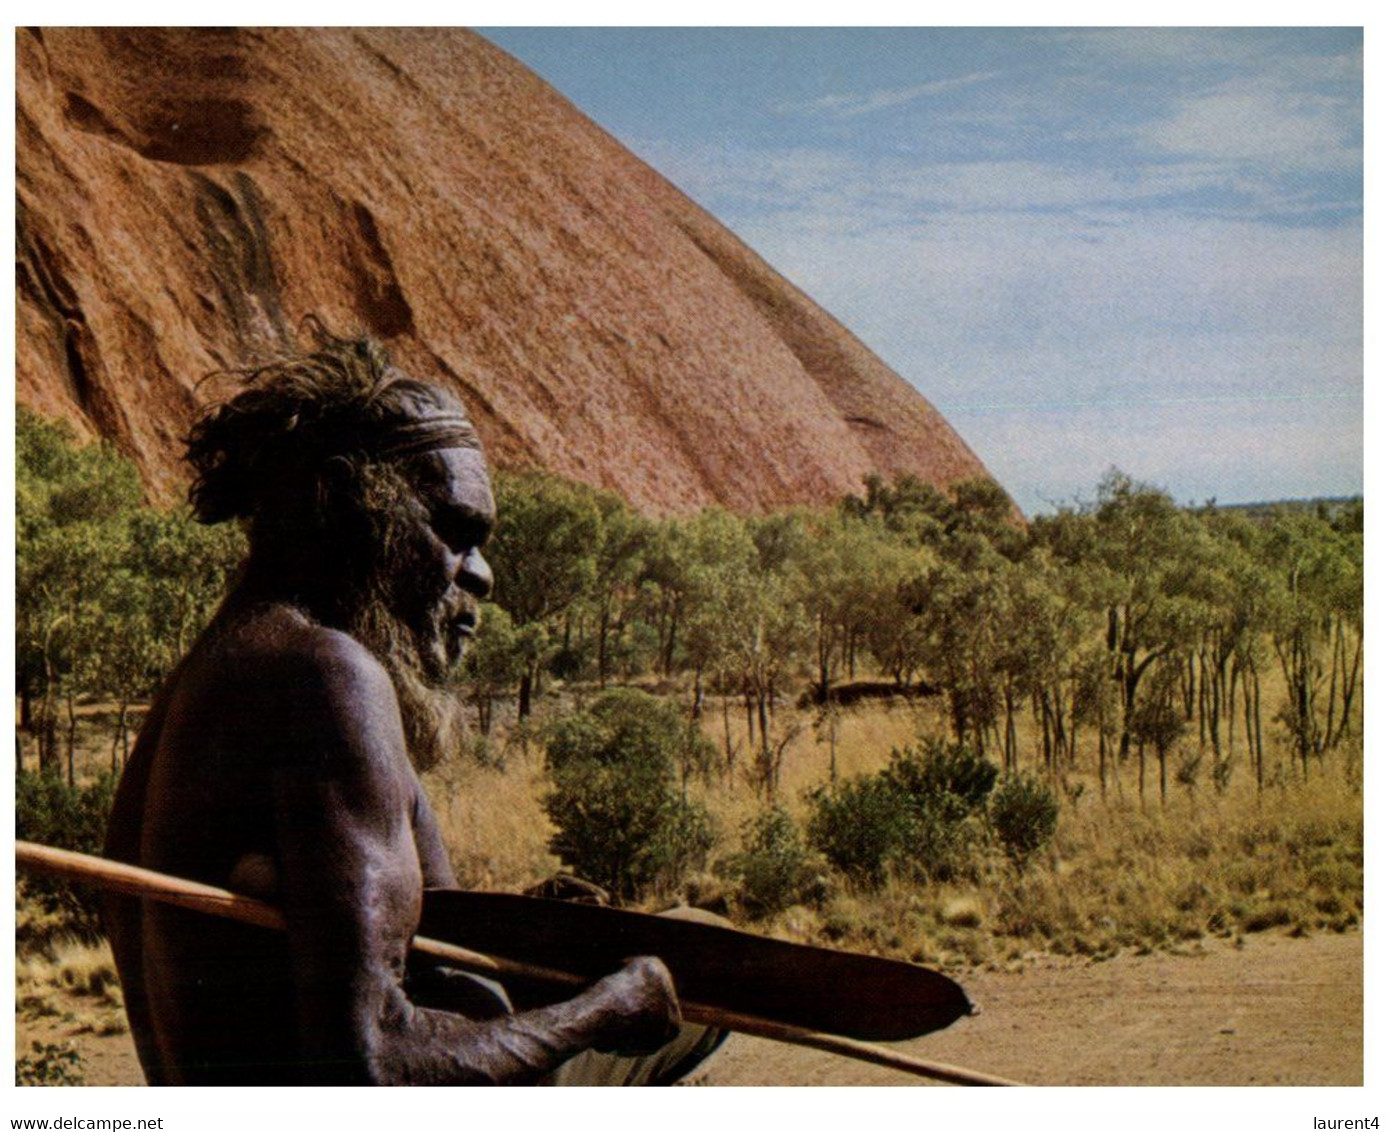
269,633,678,1084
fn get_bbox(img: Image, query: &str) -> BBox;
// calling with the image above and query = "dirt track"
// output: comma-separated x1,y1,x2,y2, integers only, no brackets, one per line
707,930,1362,1086
17,930,1361,1087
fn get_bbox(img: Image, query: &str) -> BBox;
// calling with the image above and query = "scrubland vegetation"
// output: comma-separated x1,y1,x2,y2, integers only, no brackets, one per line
419,699,1360,971
15,407,1364,1077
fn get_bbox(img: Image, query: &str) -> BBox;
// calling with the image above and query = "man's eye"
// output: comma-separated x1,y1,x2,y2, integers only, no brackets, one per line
433,514,490,554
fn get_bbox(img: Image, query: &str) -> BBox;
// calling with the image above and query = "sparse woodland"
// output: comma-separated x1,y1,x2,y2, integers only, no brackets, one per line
15,408,1363,1064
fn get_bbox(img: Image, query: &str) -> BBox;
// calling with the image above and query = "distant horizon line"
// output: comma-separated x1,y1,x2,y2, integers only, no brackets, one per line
1019,489,1363,518
937,390,1360,415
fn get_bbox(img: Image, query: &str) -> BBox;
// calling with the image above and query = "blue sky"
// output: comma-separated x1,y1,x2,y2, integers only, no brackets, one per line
480,28,1363,514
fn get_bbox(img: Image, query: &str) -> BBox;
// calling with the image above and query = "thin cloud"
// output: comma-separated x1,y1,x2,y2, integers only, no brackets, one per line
1144,81,1361,171
631,137,1351,229
1054,28,1361,85
1053,28,1273,68
773,71,997,119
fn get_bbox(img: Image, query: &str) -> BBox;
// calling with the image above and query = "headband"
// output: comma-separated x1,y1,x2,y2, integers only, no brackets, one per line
370,418,481,460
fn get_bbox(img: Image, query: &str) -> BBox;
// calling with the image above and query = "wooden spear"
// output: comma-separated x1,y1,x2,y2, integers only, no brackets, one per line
16,840,1023,1087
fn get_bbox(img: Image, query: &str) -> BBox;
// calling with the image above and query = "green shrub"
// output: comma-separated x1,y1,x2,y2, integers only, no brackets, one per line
719,806,827,917
543,690,717,901
16,772,117,942
897,804,981,883
990,774,1060,868
883,737,998,819
807,737,1000,887
885,738,998,881
545,687,716,780
805,776,914,886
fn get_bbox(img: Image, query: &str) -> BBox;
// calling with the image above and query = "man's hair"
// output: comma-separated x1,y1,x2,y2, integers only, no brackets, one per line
186,329,479,528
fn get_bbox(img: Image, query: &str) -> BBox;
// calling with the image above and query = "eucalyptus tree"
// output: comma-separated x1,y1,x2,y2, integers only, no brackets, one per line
681,509,811,797
665,507,756,712
1259,509,1362,777
16,410,142,773
1194,509,1283,789
585,492,653,687
126,509,245,663
795,510,929,699
460,602,527,734
1071,473,1210,773
999,549,1087,775
915,531,1010,754
488,470,601,717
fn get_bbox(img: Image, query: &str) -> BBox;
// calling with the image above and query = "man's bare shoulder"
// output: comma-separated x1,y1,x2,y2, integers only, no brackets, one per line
214,604,391,691
190,604,404,768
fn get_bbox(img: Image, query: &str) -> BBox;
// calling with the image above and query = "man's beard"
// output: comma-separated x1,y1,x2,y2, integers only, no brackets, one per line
346,584,472,773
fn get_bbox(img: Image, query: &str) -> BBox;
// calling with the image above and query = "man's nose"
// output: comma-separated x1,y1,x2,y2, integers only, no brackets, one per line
460,549,493,598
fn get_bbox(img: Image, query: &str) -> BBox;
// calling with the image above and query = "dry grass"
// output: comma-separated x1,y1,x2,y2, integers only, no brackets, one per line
15,937,127,1037
689,696,934,841
423,741,560,891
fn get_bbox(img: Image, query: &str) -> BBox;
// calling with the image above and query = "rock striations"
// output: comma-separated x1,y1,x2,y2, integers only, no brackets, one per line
17,27,999,514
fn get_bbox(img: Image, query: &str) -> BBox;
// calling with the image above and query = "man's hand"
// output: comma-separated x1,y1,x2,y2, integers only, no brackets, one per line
590,956,682,1056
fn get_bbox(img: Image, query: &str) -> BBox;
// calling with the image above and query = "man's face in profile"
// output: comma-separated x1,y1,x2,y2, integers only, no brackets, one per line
383,446,496,682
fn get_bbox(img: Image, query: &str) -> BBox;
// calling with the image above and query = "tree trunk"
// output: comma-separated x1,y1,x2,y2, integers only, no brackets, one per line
827,710,838,783
816,612,832,701
1182,653,1196,720
722,695,737,788
38,699,58,777
1003,687,1017,773
1116,649,1137,767
1052,687,1068,771
1226,663,1237,764
1097,729,1108,801
662,607,680,677
1241,667,1256,784
1197,654,1208,750
65,691,78,787
1209,655,1223,765
1334,629,1361,748
1324,619,1342,752
756,687,771,777
111,698,129,775
1253,669,1264,791
597,603,610,688
38,651,60,776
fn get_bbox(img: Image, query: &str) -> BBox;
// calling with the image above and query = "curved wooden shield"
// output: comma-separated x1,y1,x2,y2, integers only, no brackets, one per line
420,889,973,1042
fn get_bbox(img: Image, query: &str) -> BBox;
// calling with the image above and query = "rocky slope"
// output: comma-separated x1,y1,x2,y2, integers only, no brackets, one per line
17,27,998,514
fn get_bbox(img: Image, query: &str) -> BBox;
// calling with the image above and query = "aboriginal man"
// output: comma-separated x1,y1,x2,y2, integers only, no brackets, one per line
103,332,721,1085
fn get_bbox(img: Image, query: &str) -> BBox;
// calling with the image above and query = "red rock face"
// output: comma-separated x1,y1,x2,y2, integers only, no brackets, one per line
16,27,1001,515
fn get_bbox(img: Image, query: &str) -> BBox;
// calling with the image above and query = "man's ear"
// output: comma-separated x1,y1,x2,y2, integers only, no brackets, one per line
321,454,356,488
